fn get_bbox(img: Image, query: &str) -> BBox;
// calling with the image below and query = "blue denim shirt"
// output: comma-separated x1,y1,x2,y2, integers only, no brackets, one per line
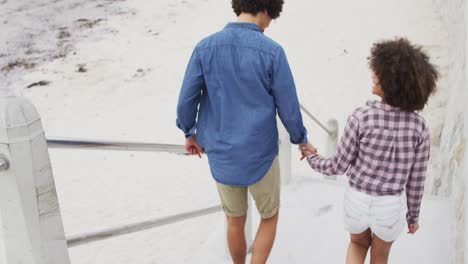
176,22,307,186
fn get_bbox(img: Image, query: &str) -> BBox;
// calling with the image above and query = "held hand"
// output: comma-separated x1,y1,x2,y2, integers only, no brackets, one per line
407,223,419,234
299,142,318,160
185,135,204,158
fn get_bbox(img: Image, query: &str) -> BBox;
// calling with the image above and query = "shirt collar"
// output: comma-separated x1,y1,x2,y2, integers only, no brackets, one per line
225,22,263,33
367,100,401,112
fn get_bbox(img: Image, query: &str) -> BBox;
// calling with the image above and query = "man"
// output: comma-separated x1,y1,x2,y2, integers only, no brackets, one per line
176,1,310,263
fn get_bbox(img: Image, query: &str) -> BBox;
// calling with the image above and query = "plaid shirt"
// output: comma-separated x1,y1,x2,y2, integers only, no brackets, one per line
307,101,430,224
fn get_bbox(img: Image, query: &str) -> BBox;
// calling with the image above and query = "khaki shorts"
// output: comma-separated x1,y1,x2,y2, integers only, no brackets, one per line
216,157,280,219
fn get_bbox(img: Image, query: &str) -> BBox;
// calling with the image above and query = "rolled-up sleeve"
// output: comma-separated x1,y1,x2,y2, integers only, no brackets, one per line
176,46,205,138
270,46,308,144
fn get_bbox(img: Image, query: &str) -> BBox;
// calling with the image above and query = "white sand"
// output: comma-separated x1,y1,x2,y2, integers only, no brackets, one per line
0,0,453,263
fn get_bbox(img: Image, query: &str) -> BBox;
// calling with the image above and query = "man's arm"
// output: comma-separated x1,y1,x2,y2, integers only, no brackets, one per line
270,46,308,145
176,46,204,139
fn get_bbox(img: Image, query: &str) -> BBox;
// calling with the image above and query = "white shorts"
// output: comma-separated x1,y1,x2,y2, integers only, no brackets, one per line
343,186,408,242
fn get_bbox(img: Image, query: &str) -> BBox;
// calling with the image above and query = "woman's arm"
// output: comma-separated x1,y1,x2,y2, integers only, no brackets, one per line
306,114,360,176
406,127,430,225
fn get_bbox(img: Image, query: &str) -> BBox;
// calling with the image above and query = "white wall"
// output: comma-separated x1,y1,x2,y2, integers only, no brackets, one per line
432,0,467,263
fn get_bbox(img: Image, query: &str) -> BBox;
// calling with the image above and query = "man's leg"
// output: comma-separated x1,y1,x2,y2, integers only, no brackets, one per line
346,228,372,264
226,215,248,264
216,183,249,264
250,212,279,264
249,157,281,264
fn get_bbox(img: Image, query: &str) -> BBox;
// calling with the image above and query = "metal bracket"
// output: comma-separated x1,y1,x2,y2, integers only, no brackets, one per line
0,154,10,171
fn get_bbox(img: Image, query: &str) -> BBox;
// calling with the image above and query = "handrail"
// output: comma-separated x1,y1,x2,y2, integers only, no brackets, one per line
47,137,186,154
47,104,332,150
49,107,337,248
46,137,224,247
66,205,222,247
299,103,333,136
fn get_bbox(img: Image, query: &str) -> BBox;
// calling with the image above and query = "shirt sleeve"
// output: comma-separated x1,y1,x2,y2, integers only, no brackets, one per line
406,127,430,225
307,114,360,176
176,46,205,138
270,46,308,145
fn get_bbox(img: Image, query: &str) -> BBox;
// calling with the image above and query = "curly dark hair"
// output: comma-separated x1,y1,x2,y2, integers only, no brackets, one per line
231,0,284,19
369,38,439,112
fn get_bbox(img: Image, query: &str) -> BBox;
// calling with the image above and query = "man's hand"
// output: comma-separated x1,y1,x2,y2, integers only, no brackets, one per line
299,142,317,160
407,223,419,234
185,135,204,158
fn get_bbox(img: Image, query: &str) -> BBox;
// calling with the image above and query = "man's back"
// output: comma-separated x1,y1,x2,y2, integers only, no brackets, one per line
176,2,307,262
177,22,307,186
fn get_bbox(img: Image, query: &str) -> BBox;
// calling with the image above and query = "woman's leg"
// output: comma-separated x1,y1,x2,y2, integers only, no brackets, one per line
346,228,372,264
370,234,393,264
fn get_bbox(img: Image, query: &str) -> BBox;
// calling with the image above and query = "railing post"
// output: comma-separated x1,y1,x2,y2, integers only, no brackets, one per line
246,195,253,251
0,96,70,264
278,124,292,185
325,119,339,180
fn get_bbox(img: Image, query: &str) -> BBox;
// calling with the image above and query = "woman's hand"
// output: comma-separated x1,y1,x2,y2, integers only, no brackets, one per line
407,223,419,234
185,135,204,158
299,142,318,160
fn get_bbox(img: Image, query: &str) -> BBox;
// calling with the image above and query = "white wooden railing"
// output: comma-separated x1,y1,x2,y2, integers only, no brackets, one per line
0,96,338,263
